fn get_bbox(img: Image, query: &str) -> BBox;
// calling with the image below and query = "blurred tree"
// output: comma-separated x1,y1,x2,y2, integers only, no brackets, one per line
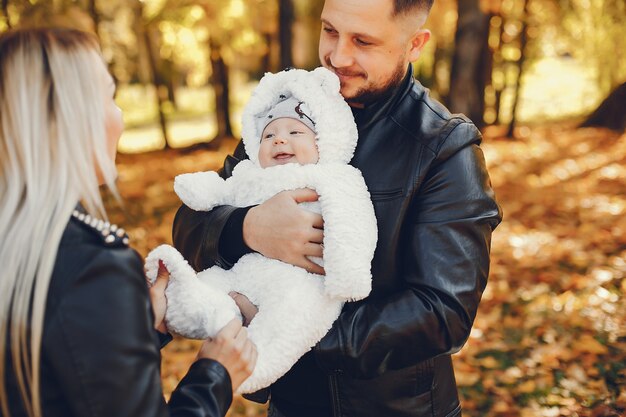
134,0,172,148
278,0,294,69
15,1,95,32
292,0,324,70
448,0,490,128
506,0,530,138
208,31,233,143
418,0,458,100
2,0,10,28
87,0,100,34
198,1,234,146
555,0,626,96
201,0,276,144
489,14,504,124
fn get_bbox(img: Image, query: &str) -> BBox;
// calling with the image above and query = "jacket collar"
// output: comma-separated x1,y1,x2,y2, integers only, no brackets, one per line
351,64,415,131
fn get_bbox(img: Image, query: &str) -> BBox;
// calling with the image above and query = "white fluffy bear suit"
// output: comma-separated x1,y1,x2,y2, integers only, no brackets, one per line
145,67,377,394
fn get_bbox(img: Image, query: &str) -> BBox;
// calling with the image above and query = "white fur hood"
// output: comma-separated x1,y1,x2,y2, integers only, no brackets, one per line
241,67,358,166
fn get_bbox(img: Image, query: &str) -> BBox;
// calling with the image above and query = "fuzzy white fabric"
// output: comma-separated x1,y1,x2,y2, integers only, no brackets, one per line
241,67,358,167
145,67,377,394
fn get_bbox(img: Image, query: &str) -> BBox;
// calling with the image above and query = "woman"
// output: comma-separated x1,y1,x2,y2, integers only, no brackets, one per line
0,27,256,417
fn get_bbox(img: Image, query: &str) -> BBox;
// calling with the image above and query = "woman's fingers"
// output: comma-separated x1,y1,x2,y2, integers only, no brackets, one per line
148,261,169,332
241,339,257,372
151,260,169,288
217,318,243,340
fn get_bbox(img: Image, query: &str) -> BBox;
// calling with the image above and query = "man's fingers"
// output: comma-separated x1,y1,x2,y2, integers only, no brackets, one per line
308,228,324,244
303,258,325,275
304,242,324,258
290,188,319,203
310,213,324,229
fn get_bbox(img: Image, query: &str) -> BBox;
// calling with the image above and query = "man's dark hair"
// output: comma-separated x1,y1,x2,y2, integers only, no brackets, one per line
392,0,434,16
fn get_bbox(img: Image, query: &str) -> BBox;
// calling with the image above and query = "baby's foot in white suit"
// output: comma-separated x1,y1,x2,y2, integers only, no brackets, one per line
145,244,241,339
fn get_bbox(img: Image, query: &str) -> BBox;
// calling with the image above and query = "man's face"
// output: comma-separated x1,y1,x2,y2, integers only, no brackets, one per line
319,0,430,105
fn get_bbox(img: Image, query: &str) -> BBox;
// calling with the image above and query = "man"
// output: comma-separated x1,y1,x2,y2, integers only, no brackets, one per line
173,0,502,416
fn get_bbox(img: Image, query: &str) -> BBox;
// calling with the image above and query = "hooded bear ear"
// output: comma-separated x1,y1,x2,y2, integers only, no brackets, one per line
312,66,341,95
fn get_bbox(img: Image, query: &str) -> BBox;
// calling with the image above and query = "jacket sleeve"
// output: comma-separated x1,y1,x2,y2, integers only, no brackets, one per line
172,139,248,270
314,123,502,378
45,248,233,417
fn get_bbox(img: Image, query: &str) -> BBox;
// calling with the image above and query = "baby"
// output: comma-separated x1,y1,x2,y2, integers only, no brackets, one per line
145,67,377,394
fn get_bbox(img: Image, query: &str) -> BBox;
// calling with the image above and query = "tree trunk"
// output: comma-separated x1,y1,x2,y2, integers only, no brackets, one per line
506,0,530,139
209,35,233,147
278,0,294,70
163,58,178,109
143,26,171,149
492,15,505,124
87,0,99,33
2,0,11,29
87,0,119,84
262,32,273,73
580,82,626,132
448,0,490,128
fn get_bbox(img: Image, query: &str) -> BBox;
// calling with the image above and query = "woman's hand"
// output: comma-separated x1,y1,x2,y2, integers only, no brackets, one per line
148,261,169,333
197,319,258,392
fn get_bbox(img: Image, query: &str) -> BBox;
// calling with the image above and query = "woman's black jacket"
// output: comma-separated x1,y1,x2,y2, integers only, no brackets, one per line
3,216,232,417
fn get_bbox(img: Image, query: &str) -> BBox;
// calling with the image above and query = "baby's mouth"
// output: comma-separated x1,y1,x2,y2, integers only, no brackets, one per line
273,152,295,161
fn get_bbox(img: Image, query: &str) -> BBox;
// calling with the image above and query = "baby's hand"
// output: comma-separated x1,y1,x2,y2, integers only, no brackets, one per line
229,292,258,326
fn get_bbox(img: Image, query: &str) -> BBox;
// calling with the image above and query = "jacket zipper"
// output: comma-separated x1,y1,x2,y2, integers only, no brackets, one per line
329,373,341,417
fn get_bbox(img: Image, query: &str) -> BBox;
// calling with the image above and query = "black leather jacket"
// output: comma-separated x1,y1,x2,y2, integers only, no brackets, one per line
173,66,502,417
3,215,233,417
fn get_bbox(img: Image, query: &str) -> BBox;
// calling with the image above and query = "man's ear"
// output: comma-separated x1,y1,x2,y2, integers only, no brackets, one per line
407,29,431,62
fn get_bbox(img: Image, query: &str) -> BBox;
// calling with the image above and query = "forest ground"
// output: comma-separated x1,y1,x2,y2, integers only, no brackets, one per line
105,123,626,417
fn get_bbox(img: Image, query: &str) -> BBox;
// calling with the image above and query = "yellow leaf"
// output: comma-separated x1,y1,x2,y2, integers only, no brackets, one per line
517,380,536,393
479,356,500,369
577,334,609,354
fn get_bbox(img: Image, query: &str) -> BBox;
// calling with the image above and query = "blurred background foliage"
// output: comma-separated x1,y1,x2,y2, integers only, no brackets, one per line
2,2,625,416
1,0,624,152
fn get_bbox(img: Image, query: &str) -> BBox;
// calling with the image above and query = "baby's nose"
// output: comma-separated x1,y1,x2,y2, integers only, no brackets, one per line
273,135,287,144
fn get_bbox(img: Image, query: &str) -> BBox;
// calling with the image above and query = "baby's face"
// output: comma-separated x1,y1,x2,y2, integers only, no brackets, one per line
258,118,319,168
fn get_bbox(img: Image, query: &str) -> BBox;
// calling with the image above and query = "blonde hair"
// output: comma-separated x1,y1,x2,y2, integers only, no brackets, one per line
0,27,118,417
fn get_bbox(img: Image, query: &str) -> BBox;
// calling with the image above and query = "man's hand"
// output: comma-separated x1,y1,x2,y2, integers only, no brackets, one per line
148,261,169,333
243,188,325,275
196,319,258,392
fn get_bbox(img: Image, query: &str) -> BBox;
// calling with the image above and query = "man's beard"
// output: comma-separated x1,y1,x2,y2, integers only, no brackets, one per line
326,57,407,106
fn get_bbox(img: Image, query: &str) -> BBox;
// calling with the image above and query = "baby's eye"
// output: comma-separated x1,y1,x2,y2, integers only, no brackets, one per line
262,133,274,141
290,131,303,135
